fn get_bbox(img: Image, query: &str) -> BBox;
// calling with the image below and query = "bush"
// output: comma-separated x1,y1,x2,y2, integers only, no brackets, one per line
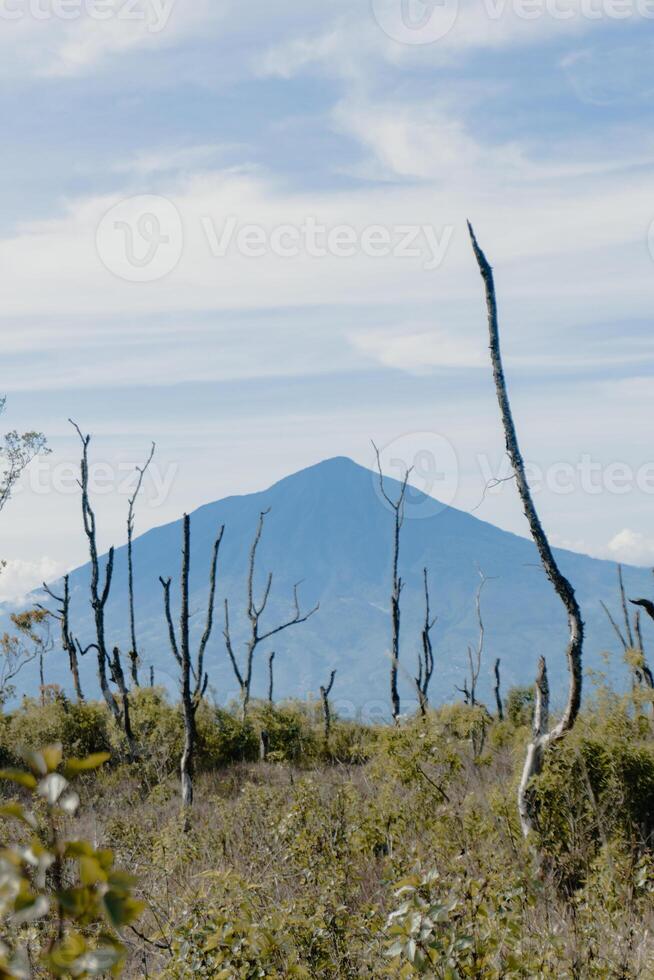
3,697,111,765
249,701,320,763
533,701,654,882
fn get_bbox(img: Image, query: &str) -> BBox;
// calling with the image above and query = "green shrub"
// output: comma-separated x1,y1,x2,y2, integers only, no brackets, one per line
4,698,111,764
249,701,319,763
533,702,654,881
506,685,535,728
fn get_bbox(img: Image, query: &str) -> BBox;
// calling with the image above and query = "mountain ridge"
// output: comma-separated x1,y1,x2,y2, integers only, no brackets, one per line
6,455,652,718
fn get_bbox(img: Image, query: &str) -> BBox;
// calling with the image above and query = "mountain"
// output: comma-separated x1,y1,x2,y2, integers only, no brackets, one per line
9,457,654,718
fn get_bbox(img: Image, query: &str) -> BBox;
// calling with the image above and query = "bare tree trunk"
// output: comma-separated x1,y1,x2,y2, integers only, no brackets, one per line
268,651,275,704
161,515,224,819
179,515,194,809
150,665,155,688
127,443,155,688
40,575,84,703
416,568,436,717
493,658,504,721
224,509,318,721
70,421,137,759
469,225,584,838
518,656,549,836
373,445,411,724
110,646,136,753
320,670,336,750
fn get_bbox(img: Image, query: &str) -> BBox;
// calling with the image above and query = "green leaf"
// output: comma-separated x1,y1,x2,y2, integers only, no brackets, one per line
0,803,37,829
0,769,37,790
102,891,144,928
63,753,111,779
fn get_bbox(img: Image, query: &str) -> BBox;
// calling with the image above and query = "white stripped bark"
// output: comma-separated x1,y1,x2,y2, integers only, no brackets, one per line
468,224,584,837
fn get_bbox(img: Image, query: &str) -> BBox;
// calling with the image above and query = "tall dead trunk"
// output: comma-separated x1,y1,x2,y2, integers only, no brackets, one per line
267,651,275,704
70,421,137,759
161,514,224,817
320,670,337,750
493,658,504,721
40,575,84,703
468,225,584,838
373,445,411,724
416,568,436,717
127,443,155,688
224,509,318,721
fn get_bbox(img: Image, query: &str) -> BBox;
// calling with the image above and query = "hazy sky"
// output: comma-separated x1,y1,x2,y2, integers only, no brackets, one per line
1,0,653,599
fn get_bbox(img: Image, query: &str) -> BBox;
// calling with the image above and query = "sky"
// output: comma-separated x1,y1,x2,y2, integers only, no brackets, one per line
1,0,654,599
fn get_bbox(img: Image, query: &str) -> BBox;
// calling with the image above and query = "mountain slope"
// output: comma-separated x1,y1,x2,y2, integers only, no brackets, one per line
14,457,654,717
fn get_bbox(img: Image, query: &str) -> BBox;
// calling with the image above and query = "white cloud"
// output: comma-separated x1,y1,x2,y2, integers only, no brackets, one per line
351,325,486,371
607,529,654,567
0,557,66,604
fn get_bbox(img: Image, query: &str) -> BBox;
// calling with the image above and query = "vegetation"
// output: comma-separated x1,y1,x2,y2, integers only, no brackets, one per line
1,683,653,977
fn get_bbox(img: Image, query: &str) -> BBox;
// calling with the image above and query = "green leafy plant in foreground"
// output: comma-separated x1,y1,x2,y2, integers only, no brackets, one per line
0,745,143,978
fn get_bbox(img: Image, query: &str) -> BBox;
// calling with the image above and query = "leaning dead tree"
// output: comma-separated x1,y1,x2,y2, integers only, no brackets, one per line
224,508,319,721
469,224,584,838
373,443,412,724
127,442,155,688
416,568,436,717
601,565,654,693
40,576,85,703
160,514,224,810
320,669,337,748
70,421,137,758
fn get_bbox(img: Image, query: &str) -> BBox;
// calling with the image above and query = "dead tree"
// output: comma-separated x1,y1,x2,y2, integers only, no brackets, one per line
127,442,155,687
601,565,654,692
320,669,337,748
469,224,584,838
70,421,137,759
160,514,224,811
267,651,276,704
628,595,654,692
40,576,85,703
456,570,490,708
518,656,549,834
493,658,504,721
224,509,319,721
0,630,38,708
373,443,412,724
416,568,436,716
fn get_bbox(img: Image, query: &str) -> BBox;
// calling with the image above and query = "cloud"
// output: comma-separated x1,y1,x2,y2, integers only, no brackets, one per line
351,326,486,371
0,557,66,604
607,530,654,567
